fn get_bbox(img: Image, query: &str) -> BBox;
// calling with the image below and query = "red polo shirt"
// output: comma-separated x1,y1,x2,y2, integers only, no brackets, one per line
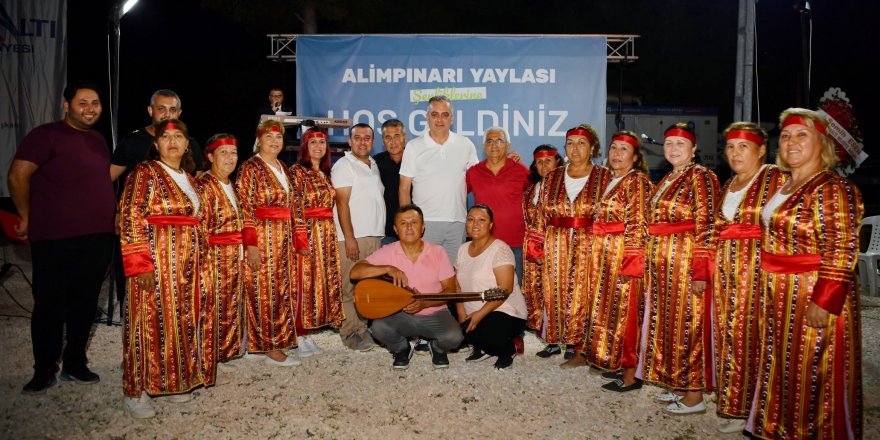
466,158,530,247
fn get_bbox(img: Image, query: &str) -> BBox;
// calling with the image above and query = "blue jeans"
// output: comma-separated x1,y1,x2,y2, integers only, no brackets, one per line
511,246,523,286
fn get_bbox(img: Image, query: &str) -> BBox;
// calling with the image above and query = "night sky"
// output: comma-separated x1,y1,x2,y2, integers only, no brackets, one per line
67,0,876,170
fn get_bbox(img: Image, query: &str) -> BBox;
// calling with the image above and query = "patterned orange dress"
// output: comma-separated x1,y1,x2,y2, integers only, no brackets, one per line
120,161,208,397
533,165,610,345
747,171,863,439
291,164,344,329
522,181,543,330
236,156,297,353
198,173,245,367
638,163,719,390
712,165,786,419
581,170,650,371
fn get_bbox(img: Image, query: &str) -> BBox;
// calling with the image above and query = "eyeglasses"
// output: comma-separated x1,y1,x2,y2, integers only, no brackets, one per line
484,139,508,146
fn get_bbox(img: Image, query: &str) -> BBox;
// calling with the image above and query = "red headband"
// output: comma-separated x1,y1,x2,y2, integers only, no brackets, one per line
533,149,558,159
611,134,639,149
164,121,182,132
725,130,765,145
205,138,238,157
782,115,827,135
302,129,328,144
566,128,593,143
664,128,696,143
258,124,283,137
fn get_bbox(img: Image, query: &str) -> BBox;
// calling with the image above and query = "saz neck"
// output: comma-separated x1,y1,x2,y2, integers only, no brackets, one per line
413,292,486,301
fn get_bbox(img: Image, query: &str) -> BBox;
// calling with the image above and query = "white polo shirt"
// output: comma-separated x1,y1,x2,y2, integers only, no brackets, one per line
331,152,386,238
399,130,478,222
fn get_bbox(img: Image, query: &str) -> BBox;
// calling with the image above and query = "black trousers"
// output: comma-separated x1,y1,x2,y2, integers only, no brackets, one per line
463,311,526,357
30,233,113,374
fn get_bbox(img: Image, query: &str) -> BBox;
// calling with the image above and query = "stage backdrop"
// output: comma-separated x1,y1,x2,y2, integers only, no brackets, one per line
296,35,607,161
0,0,66,197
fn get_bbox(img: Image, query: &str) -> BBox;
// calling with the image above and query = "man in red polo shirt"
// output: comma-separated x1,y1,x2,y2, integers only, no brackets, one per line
466,126,529,283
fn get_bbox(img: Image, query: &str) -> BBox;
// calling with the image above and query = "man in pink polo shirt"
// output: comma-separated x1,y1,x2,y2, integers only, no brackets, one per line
350,204,463,370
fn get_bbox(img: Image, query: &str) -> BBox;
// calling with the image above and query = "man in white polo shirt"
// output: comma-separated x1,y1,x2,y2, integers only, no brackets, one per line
332,123,385,351
398,95,478,264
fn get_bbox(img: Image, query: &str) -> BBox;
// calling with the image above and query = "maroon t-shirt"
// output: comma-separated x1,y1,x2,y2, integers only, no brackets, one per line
14,121,115,242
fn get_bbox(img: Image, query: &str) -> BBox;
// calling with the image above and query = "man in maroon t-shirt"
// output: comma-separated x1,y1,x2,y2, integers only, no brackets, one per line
466,126,529,283
7,80,116,395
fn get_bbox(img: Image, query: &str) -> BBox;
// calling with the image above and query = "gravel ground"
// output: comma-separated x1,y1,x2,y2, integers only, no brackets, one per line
1,244,878,440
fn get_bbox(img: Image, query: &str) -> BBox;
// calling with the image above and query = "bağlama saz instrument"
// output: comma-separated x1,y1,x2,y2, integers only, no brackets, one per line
354,278,509,319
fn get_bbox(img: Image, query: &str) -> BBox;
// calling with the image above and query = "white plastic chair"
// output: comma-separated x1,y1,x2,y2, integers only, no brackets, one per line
858,216,880,297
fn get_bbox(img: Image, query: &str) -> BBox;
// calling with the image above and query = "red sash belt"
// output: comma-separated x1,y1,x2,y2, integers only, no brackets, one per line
592,221,625,235
719,224,762,240
648,220,695,235
146,215,199,226
254,207,291,220
305,207,334,219
208,231,244,246
546,216,591,229
759,251,821,274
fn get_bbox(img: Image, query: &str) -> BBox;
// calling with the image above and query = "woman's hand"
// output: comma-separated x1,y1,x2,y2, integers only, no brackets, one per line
465,308,489,333
135,272,156,292
619,275,633,283
246,245,261,270
691,280,707,296
298,248,310,256
805,302,830,328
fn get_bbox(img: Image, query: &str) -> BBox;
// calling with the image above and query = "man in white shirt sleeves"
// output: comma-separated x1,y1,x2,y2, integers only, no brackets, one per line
332,123,386,352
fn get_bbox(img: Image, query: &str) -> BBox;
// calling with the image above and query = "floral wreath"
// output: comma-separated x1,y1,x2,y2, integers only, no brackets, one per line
817,87,867,177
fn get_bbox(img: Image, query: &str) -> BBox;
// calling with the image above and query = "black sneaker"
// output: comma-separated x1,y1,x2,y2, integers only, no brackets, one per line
601,378,643,393
494,354,515,370
60,367,100,384
535,344,562,358
429,342,449,369
392,346,413,370
601,370,623,381
413,338,430,355
563,347,576,360
465,348,492,363
22,373,57,395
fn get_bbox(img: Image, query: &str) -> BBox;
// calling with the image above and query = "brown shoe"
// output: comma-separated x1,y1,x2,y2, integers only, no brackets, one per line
559,352,588,369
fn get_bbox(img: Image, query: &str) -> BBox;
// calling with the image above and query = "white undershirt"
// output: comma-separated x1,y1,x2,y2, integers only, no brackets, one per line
603,175,625,198
564,166,590,203
259,155,290,191
722,165,767,221
651,178,674,205
221,181,239,213
761,190,791,227
531,181,542,205
158,162,200,211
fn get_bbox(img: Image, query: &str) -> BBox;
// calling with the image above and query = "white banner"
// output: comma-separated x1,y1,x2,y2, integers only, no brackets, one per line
0,0,67,197
817,109,868,166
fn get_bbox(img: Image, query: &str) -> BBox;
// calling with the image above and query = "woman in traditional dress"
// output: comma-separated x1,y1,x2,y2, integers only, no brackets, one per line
638,123,719,415
711,123,786,433
290,127,344,354
236,120,299,367
198,134,246,374
120,119,208,418
570,131,651,391
532,124,610,362
747,109,863,439
522,145,563,333
456,204,528,370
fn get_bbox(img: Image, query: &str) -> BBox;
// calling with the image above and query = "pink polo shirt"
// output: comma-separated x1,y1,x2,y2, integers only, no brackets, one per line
365,240,456,315
466,158,530,247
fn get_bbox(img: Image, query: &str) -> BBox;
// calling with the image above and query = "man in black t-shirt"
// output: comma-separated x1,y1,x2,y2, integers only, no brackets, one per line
373,119,409,244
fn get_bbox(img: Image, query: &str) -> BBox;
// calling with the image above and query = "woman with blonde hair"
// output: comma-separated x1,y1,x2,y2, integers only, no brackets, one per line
747,109,863,439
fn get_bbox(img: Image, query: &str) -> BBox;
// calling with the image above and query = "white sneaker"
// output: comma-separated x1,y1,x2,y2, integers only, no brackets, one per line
654,390,683,403
263,354,301,367
718,419,747,434
664,399,707,415
243,352,265,360
124,392,156,419
290,336,313,358
165,392,192,403
302,335,323,355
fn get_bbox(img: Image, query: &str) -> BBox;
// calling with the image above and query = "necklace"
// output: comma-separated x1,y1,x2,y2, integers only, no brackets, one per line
781,168,824,195
159,160,183,173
